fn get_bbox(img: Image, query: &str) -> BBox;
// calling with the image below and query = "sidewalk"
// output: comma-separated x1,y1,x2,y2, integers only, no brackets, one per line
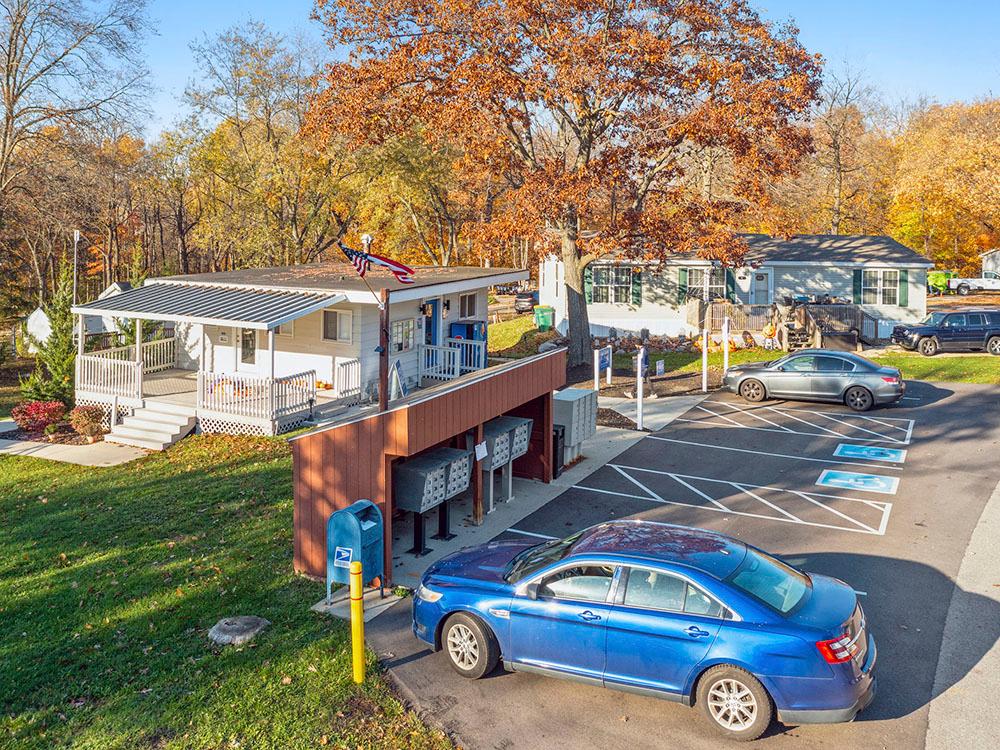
926,477,1000,749
0,420,145,466
599,393,707,431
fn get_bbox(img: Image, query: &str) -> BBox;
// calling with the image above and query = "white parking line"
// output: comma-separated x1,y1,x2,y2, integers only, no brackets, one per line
506,528,557,540
649,435,904,471
708,401,795,432
579,464,892,536
763,405,852,438
674,417,906,445
812,411,903,441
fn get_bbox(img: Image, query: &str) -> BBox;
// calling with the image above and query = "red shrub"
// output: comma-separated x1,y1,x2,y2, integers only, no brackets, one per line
11,400,67,432
69,405,105,436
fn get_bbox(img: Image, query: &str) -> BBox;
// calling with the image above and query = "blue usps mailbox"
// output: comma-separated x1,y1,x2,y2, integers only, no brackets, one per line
326,500,384,600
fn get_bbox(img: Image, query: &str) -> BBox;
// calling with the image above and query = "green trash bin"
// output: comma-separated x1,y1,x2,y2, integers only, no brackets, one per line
534,305,555,332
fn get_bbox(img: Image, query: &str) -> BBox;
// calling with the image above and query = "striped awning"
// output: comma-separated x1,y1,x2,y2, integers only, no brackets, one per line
71,282,346,331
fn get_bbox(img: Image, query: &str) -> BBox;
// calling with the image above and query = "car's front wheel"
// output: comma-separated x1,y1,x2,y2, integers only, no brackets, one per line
918,337,939,356
957,284,971,295
988,336,1000,355
739,379,766,403
845,386,874,412
697,665,774,742
441,613,500,679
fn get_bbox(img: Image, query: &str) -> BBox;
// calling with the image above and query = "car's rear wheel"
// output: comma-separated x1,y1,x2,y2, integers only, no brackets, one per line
918,337,939,356
697,665,773,742
739,379,766,403
441,613,499,679
957,284,971,295
988,336,1000,355
845,386,874,412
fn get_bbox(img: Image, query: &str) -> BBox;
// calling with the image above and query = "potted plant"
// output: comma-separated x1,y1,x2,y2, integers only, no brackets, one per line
69,405,105,444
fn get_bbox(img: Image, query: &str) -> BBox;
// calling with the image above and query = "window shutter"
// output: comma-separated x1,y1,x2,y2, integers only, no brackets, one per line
677,268,688,304
853,269,862,304
631,269,643,306
583,264,593,303
725,269,736,302
898,270,909,307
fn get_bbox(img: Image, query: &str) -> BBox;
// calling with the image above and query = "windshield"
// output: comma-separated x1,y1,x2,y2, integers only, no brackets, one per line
505,531,583,583
920,312,947,326
726,548,810,615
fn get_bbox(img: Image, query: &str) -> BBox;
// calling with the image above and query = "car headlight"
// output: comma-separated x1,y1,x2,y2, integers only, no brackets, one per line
416,583,443,603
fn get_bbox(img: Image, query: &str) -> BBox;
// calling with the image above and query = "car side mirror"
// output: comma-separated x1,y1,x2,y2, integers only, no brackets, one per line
775,365,785,372
524,582,540,600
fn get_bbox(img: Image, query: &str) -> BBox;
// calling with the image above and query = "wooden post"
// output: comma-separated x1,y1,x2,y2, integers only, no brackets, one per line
76,315,85,357
472,422,484,525
378,288,390,412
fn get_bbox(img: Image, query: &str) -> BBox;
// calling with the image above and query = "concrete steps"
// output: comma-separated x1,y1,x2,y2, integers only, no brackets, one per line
105,401,196,451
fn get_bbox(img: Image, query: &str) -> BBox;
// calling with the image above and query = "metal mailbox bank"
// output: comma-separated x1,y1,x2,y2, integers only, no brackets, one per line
393,446,473,556
326,500,384,600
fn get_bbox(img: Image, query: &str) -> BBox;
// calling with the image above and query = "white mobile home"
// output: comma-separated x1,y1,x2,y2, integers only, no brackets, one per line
71,263,526,448
540,234,933,337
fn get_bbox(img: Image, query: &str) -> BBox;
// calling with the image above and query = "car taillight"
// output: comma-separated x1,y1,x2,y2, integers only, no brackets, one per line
881,376,900,384
816,633,858,664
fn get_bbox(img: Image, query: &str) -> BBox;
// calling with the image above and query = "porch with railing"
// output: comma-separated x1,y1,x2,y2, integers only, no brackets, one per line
418,338,487,382
197,370,317,421
75,337,178,400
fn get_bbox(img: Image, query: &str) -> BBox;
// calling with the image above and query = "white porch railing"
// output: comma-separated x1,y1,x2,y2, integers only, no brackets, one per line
335,357,362,400
141,337,176,373
419,344,460,381
273,371,318,419
77,353,141,399
197,370,317,420
446,337,487,373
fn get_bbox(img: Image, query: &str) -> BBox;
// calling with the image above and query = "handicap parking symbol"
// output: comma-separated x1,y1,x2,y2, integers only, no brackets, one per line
333,546,353,569
816,470,899,495
834,443,907,464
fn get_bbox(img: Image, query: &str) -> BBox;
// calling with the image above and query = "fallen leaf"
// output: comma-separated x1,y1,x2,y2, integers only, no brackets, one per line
281,676,292,685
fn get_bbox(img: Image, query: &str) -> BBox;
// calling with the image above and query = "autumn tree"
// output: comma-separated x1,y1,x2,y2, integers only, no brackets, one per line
311,0,821,364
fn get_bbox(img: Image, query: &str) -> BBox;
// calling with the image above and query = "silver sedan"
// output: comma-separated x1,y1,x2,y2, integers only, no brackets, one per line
722,349,905,411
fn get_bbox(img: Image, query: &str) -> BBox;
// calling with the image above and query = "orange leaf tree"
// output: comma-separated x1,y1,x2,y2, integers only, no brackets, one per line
311,0,821,364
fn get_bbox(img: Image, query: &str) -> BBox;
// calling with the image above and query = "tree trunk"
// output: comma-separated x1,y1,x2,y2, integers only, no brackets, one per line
560,227,592,368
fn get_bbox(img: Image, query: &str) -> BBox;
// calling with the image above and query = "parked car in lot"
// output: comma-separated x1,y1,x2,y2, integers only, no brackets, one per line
891,308,1000,356
413,521,876,742
513,290,539,313
722,349,904,411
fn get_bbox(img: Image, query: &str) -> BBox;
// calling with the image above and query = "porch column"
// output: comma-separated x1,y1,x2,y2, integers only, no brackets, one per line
134,319,143,399
76,315,85,357
268,329,276,423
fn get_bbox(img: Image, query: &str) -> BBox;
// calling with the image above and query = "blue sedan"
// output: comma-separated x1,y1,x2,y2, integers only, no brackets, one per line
412,521,876,741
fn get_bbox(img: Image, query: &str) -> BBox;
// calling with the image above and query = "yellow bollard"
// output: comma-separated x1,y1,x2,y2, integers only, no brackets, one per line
349,560,365,683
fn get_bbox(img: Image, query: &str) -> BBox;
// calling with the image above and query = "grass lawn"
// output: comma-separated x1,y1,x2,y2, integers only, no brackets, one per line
612,347,773,374
0,384,17,419
487,315,557,358
0,436,451,750
867,351,1000,384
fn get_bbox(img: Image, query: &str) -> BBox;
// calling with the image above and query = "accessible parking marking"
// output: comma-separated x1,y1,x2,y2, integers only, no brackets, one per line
574,464,892,536
834,443,907,464
816,469,900,495
649,435,904,471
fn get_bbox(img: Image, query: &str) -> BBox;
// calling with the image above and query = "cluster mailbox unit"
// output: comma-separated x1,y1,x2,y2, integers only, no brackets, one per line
392,447,473,556
474,415,533,513
553,388,598,465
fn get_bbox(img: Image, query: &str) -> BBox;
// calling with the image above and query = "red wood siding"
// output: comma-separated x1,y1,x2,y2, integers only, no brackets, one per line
292,350,567,579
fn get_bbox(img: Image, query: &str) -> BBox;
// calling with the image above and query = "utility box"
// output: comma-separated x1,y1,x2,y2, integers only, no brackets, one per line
553,388,597,462
487,415,534,461
326,499,384,600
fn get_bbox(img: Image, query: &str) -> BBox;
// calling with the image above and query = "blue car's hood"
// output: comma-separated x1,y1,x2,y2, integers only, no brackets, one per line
786,573,858,636
425,539,537,584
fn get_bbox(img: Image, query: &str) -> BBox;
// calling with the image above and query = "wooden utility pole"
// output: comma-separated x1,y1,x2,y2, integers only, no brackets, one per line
378,287,390,411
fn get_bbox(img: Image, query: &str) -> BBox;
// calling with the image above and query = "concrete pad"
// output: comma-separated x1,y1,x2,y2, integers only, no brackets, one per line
312,586,404,623
926,478,1000,749
0,436,145,466
599,393,707,431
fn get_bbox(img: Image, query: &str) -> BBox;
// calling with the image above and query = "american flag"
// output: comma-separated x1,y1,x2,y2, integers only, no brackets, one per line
338,241,371,276
337,240,416,284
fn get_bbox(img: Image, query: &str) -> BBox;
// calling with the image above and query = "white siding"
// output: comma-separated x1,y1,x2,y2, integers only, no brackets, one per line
771,265,927,321
983,250,1000,276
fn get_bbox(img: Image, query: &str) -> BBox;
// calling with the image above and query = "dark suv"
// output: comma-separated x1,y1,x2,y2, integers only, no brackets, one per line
891,308,1000,356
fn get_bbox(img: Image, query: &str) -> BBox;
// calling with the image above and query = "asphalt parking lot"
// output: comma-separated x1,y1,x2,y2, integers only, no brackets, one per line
370,381,1000,749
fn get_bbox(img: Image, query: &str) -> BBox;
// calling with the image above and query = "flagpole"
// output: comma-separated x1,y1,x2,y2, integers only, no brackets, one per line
360,234,390,412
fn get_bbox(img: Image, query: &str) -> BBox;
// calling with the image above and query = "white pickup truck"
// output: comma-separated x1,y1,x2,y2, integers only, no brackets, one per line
949,272,1000,295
